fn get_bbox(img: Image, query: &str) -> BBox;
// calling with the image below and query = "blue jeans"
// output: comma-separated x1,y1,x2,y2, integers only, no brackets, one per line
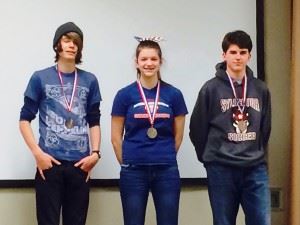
205,163,270,225
120,164,180,225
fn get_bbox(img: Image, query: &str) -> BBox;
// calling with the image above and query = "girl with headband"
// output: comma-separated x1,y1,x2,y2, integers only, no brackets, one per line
111,36,188,225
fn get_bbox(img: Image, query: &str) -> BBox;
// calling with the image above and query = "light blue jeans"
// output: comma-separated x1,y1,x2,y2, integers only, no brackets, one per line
205,163,270,225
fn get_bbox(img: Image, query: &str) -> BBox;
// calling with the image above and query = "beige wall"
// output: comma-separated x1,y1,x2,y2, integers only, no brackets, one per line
265,0,291,224
0,0,292,225
0,187,245,225
291,0,300,224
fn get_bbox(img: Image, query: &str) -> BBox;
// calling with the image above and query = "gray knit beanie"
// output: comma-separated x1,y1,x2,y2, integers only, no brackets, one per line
53,22,83,50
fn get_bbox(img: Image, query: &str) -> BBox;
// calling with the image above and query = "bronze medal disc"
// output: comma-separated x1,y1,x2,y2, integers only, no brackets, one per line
237,120,247,133
147,127,158,139
65,118,74,129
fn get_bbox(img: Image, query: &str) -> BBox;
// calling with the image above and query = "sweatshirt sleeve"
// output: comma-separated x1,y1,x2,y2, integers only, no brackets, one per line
189,86,210,162
261,88,271,149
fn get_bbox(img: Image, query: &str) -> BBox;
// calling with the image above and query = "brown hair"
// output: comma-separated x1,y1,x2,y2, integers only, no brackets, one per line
222,30,252,53
54,32,83,64
135,40,162,80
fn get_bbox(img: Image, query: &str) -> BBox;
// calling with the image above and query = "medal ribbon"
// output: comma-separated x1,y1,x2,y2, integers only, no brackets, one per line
227,72,247,113
137,80,160,127
57,66,78,112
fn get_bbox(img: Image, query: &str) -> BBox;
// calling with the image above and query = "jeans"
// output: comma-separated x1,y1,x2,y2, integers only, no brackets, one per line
35,161,90,225
205,163,270,225
120,164,180,225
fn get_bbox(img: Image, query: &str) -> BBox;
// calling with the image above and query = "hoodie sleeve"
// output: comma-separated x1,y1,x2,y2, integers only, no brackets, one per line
261,88,271,149
189,85,210,163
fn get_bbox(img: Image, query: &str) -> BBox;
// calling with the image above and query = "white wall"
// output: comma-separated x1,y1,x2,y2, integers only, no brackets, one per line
0,0,257,180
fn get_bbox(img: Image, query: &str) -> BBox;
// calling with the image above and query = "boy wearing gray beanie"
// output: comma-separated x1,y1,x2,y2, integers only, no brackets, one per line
19,22,102,225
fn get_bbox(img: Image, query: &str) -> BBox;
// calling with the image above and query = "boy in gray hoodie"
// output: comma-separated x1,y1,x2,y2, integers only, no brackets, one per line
190,30,271,225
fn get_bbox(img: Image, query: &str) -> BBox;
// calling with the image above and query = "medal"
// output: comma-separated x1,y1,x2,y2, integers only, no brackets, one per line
65,118,74,129
237,120,248,133
232,108,249,133
57,65,78,129
137,80,160,139
147,127,158,139
227,72,249,133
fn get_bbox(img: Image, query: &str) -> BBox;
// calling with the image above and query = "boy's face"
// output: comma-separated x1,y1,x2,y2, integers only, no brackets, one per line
222,44,251,76
58,35,78,62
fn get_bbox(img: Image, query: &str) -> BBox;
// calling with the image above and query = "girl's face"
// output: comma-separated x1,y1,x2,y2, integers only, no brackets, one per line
136,48,161,78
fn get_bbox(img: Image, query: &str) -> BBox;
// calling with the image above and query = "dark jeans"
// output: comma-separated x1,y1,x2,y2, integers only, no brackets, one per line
206,163,270,225
120,164,180,225
35,161,90,225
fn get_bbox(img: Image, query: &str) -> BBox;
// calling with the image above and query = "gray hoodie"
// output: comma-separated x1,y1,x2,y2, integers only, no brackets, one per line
189,62,271,167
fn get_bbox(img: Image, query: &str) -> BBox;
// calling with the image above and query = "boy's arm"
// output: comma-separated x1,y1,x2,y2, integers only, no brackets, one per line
74,125,100,175
261,89,272,149
19,120,61,180
89,125,101,152
74,101,101,179
189,87,210,162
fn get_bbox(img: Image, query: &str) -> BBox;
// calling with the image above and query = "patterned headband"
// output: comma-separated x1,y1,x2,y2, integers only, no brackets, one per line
134,36,165,43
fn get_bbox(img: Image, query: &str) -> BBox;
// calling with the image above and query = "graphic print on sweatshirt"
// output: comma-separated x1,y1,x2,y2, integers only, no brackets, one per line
220,97,260,142
44,83,89,152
